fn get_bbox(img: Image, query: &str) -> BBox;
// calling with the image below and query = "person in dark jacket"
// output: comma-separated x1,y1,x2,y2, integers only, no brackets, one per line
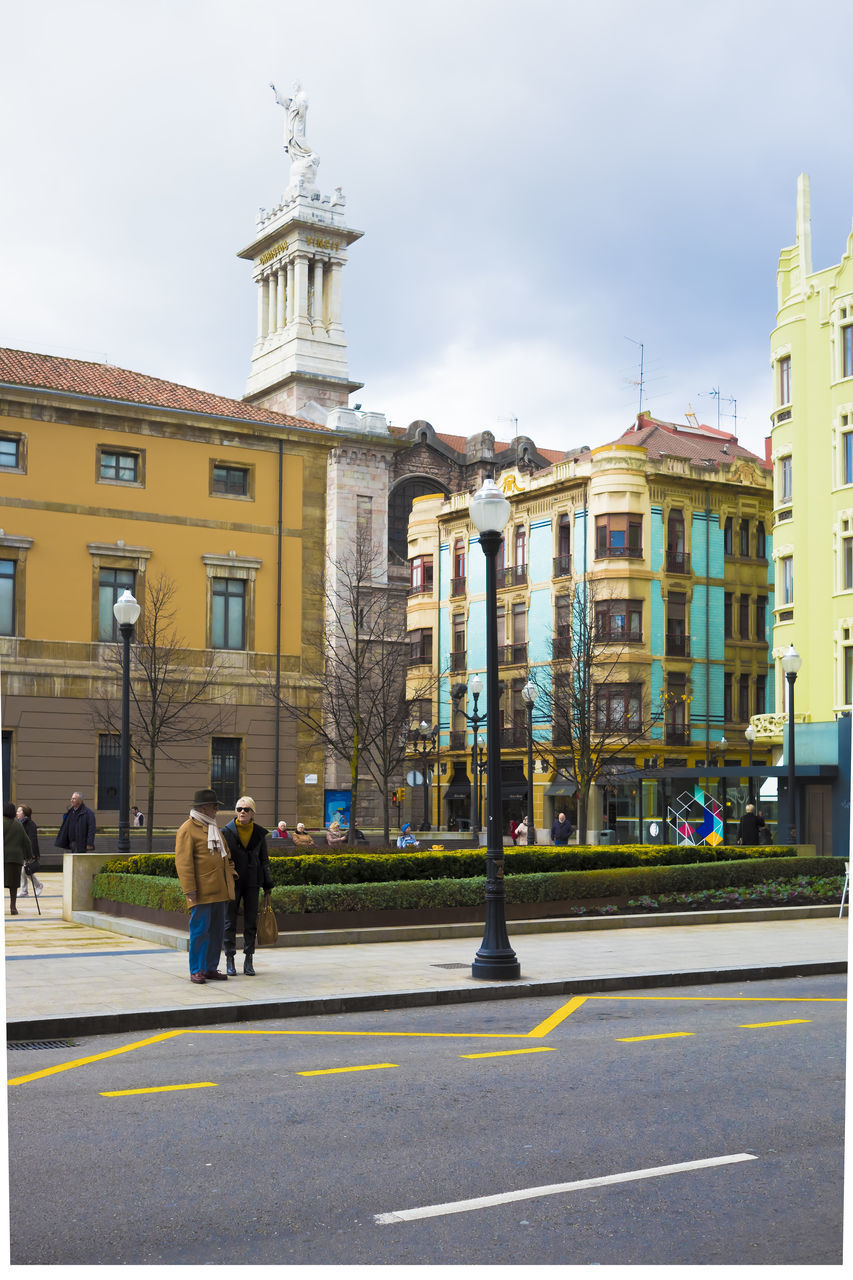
737,804,762,845
221,796,273,976
550,811,575,845
4,802,31,915
55,792,96,852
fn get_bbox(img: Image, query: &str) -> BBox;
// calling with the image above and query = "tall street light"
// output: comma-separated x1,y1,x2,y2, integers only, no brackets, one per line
781,644,802,844
469,477,520,980
113,588,141,854
451,675,485,847
745,723,756,805
417,720,437,831
521,679,538,845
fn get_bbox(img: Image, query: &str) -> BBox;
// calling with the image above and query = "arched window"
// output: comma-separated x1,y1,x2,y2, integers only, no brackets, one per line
388,479,447,564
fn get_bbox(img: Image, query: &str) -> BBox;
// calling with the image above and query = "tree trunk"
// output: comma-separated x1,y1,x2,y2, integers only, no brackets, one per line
578,782,591,845
146,753,157,853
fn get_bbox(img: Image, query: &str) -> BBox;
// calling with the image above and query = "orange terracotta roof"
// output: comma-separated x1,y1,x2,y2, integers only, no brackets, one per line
613,412,769,469
0,348,326,431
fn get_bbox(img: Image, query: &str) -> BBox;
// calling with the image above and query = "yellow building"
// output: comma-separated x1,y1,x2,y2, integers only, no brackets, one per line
764,174,853,852
0,349,332,832
406,413,774,842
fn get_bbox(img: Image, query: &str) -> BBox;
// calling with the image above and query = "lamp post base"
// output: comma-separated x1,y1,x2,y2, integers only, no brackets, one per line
472,897,521,980
471,951,521,980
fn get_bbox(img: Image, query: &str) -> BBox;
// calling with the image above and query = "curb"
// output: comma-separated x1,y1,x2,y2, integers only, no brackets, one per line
7,959,847,1043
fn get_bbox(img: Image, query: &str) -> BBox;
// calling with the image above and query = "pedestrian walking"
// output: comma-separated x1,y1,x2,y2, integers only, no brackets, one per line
55,792,96,852
174,788,236,985
16,805,44,897
3,802,31,916
221,796,273,977
737,803,762,845
515,816,530,843
131,805,145,827
550,811,575,845
291,822,316,847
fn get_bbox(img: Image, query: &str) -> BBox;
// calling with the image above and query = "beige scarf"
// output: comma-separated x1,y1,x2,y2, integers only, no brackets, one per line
189,808,227,857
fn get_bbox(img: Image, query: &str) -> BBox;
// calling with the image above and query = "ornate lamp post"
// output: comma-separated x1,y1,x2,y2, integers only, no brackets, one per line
521,679,538,845
113,588,141,854
745,723,756,805
781,645,802,843
417,720,437,831
476,735,485,832
469,477,520,980
451,675,485,847
719,737,728,845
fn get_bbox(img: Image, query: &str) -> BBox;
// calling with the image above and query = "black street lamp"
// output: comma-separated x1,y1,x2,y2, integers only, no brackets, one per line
113,588,141,855
417,720,437,831
745,723,756,806
521,679,538,845
451,675,485,847
719,737,728,845
469,477,520,980
781,644,802,844
475,735,485,833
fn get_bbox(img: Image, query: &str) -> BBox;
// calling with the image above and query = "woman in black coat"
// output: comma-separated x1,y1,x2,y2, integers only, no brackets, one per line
220,796,273,976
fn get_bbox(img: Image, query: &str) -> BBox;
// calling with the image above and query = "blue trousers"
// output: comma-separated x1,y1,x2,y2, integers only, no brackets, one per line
188,901,226,975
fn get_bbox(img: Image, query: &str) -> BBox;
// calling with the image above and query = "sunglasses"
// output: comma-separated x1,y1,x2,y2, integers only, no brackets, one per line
236,807,253,812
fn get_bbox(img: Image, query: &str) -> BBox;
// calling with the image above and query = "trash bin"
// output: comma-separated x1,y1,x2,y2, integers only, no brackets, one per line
599,828,616,844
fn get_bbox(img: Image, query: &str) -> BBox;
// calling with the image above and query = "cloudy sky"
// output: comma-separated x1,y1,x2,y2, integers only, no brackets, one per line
2,0,852,458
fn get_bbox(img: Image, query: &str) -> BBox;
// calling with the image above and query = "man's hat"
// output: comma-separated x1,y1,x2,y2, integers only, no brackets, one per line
193,788,220,807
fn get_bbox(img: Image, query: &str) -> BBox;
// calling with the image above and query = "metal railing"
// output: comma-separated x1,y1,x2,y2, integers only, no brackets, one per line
498,643,528,666
665,550,691,574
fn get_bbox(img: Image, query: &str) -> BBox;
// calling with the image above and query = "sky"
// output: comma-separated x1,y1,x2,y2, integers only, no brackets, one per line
2,0,852,460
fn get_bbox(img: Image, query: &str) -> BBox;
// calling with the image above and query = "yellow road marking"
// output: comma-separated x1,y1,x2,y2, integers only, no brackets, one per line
738,1019,812,1029
100,1082,218,1096
460,1047,557,1059
617,1032,696,1042
7,1030,185,1087
526,996,588,1038
297,1063,398,1076
190,1027,530,1040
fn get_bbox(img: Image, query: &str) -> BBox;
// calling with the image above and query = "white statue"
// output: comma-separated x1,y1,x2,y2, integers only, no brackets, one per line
270,81,319,188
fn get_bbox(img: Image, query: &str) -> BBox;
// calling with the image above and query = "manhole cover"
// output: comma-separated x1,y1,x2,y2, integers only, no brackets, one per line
8,1039,77,1051
432,963,470,970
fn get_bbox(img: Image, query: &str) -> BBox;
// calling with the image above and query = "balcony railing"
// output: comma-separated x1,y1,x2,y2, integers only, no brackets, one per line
553,554,572,578
665,550,691,574
498,642,528,666
495,565,528,589
596,626,643,644
448,730,467,751
408,582,433,597
500,725,527,748
450,650,466,672
450,576,466,598
407,649,432,667
665,631,690,657
665,726,690,746
552,634,572,660
595,544,642,559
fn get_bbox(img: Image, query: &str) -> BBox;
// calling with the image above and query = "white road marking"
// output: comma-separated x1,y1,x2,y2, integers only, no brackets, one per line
374,1152,758,1224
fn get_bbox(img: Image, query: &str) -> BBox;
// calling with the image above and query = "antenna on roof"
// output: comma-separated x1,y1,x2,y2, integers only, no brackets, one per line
685,404,700,429
701,387,737,434
625,337,645,417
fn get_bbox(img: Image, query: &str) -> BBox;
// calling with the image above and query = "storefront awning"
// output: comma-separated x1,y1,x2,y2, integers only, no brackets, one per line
545,778,577,797
443,781,472,798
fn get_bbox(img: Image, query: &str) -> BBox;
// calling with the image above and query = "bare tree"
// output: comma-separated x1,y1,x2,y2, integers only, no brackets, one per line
530,579,673,842
263,528,437,842
92,574,228,849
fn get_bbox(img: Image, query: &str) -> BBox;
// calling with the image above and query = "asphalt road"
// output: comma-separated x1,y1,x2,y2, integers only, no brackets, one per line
7,974,846,1266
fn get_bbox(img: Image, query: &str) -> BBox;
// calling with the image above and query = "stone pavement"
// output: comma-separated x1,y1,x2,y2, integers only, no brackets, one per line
3,873,848,1040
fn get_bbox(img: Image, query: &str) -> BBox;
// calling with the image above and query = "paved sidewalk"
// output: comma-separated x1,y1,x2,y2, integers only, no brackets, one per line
3,874,848,1040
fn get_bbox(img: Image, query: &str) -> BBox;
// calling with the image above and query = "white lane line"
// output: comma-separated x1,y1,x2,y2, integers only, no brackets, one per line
374,1152,757,1225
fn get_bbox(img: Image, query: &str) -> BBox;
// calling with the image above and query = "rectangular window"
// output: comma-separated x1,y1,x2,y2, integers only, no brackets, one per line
99,450,140,483
779,455,793,501
211,578,246,650
738,674,750,723
409,555,434,595
755,522,766,559
0,559,16,636
778,355,791,405
595,683,642,732
738,594,750,640
98,568,136,642
845,649,853,706
595,598,643,642
756,596,767,640
212,464,249,496
739,520,750,557
780,556,794,605
408,628,433,666
843,434,853,486
723,517,733,556
843,324,853,379
595,514,642,558
211,737,241,810
97,733,121,810
724,592,733,639
357,495,373,545
755,674,767,715
0,437,20,468
724,672,733,723
844,537,853,590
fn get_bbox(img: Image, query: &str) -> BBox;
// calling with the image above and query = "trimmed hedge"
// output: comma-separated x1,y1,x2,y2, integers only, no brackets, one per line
99,842,795,887
93,856,838,917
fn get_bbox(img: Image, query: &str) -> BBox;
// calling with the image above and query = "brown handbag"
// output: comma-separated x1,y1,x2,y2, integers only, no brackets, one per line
256,896,279,946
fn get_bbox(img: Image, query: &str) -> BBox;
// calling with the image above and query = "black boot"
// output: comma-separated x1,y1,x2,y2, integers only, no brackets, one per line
225,953,237,976
243,953,255,976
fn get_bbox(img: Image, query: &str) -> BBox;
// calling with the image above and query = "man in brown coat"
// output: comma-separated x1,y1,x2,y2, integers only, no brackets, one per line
175,788,236,985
